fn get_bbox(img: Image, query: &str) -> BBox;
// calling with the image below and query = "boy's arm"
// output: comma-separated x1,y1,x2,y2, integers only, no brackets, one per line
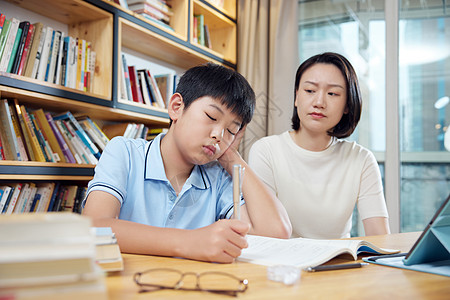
82,190,250,263
218,130,292,239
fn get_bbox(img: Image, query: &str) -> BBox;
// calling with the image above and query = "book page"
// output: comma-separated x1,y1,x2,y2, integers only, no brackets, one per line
239,235,361,268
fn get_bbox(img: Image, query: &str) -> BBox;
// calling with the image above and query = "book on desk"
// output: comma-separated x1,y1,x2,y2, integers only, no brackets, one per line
0,213,107,300
238,234,400,269
93,227,124,272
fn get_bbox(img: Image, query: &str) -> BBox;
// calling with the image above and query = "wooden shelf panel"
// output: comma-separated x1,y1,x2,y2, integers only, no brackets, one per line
203,0,237,20
0,72,110,101
5,0,111,24
192,0,237,64
126,0,189,41
120,18,223,69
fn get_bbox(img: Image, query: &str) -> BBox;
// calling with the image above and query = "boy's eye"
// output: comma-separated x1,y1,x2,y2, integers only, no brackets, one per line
205,113,216,121
227,129,237,136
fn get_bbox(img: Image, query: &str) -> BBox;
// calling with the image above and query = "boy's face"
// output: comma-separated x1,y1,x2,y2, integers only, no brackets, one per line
170,95,242,165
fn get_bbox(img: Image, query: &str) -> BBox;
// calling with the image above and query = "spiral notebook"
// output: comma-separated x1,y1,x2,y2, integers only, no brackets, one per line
363,193,450,277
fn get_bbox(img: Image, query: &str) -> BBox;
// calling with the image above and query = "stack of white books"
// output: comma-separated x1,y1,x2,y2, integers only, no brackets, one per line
0,212,107,300
93,227,124,272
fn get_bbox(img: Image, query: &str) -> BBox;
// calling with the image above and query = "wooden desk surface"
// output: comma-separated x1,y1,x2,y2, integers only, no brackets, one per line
106,232,450,299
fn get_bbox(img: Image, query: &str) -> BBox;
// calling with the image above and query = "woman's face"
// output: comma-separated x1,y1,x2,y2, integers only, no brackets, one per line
294,63,348,136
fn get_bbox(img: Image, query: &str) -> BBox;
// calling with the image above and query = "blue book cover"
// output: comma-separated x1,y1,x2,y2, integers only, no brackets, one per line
1,186,15,213
46,182,60,212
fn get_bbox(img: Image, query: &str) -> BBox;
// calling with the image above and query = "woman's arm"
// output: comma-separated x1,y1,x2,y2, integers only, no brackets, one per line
358,151,391,236
218,129,292,239
363,217,390,236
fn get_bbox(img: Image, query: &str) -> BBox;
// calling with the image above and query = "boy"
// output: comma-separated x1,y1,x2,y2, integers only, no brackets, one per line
82,63,291,263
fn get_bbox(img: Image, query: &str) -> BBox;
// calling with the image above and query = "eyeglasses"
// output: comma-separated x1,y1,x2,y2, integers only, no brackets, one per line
133,268,249,297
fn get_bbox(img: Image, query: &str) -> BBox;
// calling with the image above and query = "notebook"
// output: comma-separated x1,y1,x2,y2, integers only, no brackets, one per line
363,193,450,277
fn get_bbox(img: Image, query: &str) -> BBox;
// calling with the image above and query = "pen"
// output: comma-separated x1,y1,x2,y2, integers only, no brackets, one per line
305,262,369,272
232,164,242,220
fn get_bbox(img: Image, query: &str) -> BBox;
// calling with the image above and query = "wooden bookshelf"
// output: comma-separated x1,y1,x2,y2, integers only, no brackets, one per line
0,0,237,185
191,0,237,64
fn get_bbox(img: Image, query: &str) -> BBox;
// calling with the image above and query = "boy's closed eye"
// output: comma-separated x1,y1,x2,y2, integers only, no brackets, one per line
205,112,239,136
206,112,217,121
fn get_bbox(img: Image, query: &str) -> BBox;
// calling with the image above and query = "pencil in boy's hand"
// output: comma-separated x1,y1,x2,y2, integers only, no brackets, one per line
233,164,242,220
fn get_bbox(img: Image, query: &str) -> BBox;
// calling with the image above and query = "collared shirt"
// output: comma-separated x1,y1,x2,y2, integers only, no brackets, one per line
83,134,236,229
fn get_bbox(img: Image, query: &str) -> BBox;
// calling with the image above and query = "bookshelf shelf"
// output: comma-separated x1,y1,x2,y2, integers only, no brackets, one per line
0,160,94,180
0,0,236,207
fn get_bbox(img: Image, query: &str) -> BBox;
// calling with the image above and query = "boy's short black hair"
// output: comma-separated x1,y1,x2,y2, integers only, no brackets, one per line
175,62,255,127
291,52,362,138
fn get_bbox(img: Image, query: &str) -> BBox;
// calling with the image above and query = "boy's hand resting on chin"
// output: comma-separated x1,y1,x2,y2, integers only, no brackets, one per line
218,125,246,173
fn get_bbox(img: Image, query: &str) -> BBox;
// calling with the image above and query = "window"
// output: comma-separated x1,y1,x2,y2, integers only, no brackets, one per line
298,0,450,235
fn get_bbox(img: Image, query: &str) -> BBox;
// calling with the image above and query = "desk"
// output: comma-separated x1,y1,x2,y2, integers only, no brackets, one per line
106,232,450,299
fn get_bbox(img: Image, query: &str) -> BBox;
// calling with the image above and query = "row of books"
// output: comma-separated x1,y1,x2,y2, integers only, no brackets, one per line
0,182,87,215
114,0,174,31
193,14,212,49
102,122,168,140
0,99,110,164
120,54,177,109
0,12,96,92
0,213,107,300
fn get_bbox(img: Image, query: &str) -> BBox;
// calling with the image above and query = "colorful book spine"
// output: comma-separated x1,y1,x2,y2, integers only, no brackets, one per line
33,109,66,163
53,111,101,159
20,105,46,162
30,26,47,79
0,186,12,213
11,21,30,74
128,65,144,103
35,26,53,81
0,99,21,160
55,120,83,164
28,111,54,162
5,183,22,214
45,112,76,163
1,185,15,214
54,31,65,85
5,27,22,73
0,18,19,72
0,19,12,62
23,22,43,78
17,23,35,76
121,54,133,101
13,100,35,161
43,29,56,82
145,69,165,108
7,101,29,161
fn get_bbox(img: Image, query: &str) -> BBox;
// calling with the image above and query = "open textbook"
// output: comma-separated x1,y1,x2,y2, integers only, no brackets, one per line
238,235,400,269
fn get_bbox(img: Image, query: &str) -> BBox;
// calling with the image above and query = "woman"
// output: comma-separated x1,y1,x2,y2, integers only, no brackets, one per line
249,52,390,239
